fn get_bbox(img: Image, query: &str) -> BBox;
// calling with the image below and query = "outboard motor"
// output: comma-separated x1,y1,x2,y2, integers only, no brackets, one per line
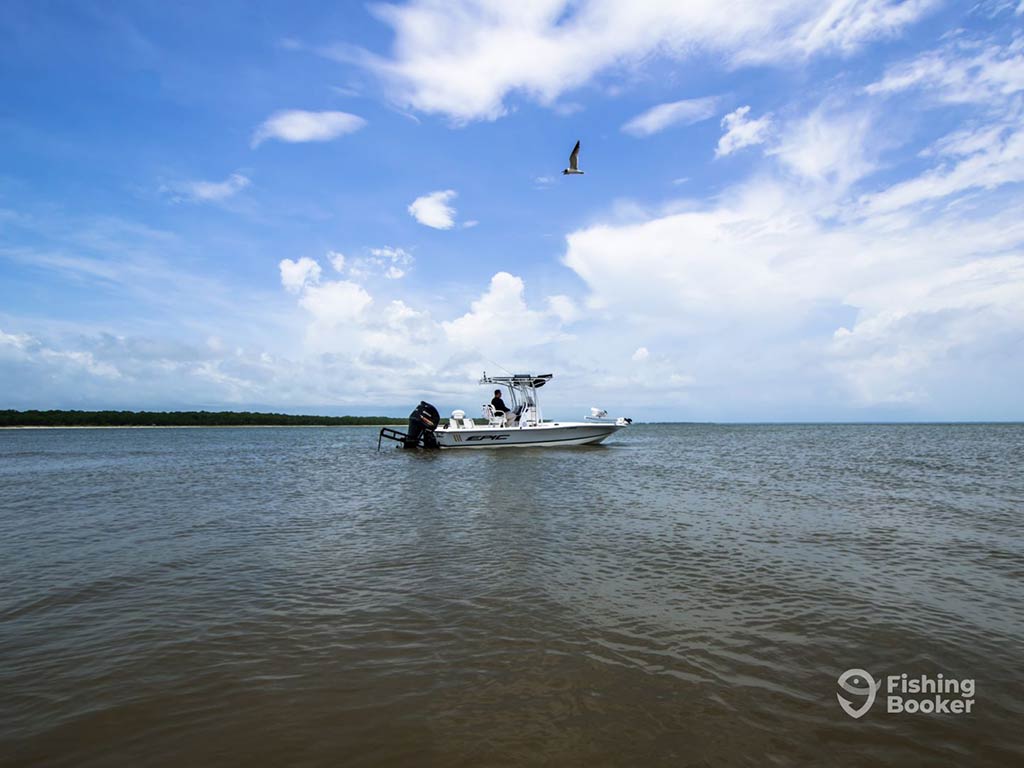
404,401,440,449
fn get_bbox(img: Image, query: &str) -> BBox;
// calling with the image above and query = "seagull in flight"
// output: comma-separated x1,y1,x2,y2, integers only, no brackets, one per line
563,140,584,175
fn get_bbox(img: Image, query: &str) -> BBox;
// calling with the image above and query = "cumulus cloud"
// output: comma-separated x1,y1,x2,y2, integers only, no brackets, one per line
279,257,322,293
563,165,1024,409
335,0,934,122
270,263,576,399
13,10,1024,420
2,216,577,410
716,106,773,157
546,294,579,324
252,110,366,147
408,190,457,229
299,280,373,325
276,254,431,366
545,36,1024,414
442,272,569,351
622,96,720,137
327,250,346,272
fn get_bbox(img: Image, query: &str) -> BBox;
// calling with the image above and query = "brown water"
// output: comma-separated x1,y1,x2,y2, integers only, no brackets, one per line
1,424,1022,766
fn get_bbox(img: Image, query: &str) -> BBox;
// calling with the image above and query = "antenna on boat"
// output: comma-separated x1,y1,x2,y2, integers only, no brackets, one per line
486,357,514,376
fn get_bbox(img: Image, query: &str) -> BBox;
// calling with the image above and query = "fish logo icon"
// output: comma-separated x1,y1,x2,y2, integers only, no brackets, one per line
837,669,878,719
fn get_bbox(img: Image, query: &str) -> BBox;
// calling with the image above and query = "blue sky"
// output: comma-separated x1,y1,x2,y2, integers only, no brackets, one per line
2,0,1023,421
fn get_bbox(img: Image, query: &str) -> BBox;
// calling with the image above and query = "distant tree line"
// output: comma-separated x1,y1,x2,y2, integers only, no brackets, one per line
0,410,410,427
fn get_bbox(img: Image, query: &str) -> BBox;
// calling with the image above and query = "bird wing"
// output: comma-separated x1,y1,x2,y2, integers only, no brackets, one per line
569,140,580,170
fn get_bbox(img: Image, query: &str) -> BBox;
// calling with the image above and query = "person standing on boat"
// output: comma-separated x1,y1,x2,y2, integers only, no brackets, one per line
491,389,516,425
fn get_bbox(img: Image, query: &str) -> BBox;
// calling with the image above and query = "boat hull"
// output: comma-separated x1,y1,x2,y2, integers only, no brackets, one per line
434,422,623,449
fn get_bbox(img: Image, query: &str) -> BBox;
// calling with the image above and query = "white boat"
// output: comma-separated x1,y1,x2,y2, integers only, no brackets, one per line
432,373,630,449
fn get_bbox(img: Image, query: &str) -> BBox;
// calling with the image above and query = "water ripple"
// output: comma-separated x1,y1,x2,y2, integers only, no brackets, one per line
1,424,1022,766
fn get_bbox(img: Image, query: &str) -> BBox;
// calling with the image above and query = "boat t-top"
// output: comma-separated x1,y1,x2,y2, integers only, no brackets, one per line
379,372,631,449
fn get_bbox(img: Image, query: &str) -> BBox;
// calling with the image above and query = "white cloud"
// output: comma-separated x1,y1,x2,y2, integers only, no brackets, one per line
268,265,574,399
716,106,772,157
408,189,457,229
1,328,121,380
556,32,1024,414
171,173,251,203
327,250,346,272
276,260,435,367
855,35,1024,214
461,219,479,229
622,96,720,137
865,37,1024,103
0,329,31,349
442,272,568,351
252,110,366,147
371,246,410,260
299,280,373,325
546,294,579,324
279,257,322,293
782,0,939,59
14,17,1024,420
349,246,413,279
771,109,875,187
562,163,1024,409
859,120,1024,215
340,0,934,122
